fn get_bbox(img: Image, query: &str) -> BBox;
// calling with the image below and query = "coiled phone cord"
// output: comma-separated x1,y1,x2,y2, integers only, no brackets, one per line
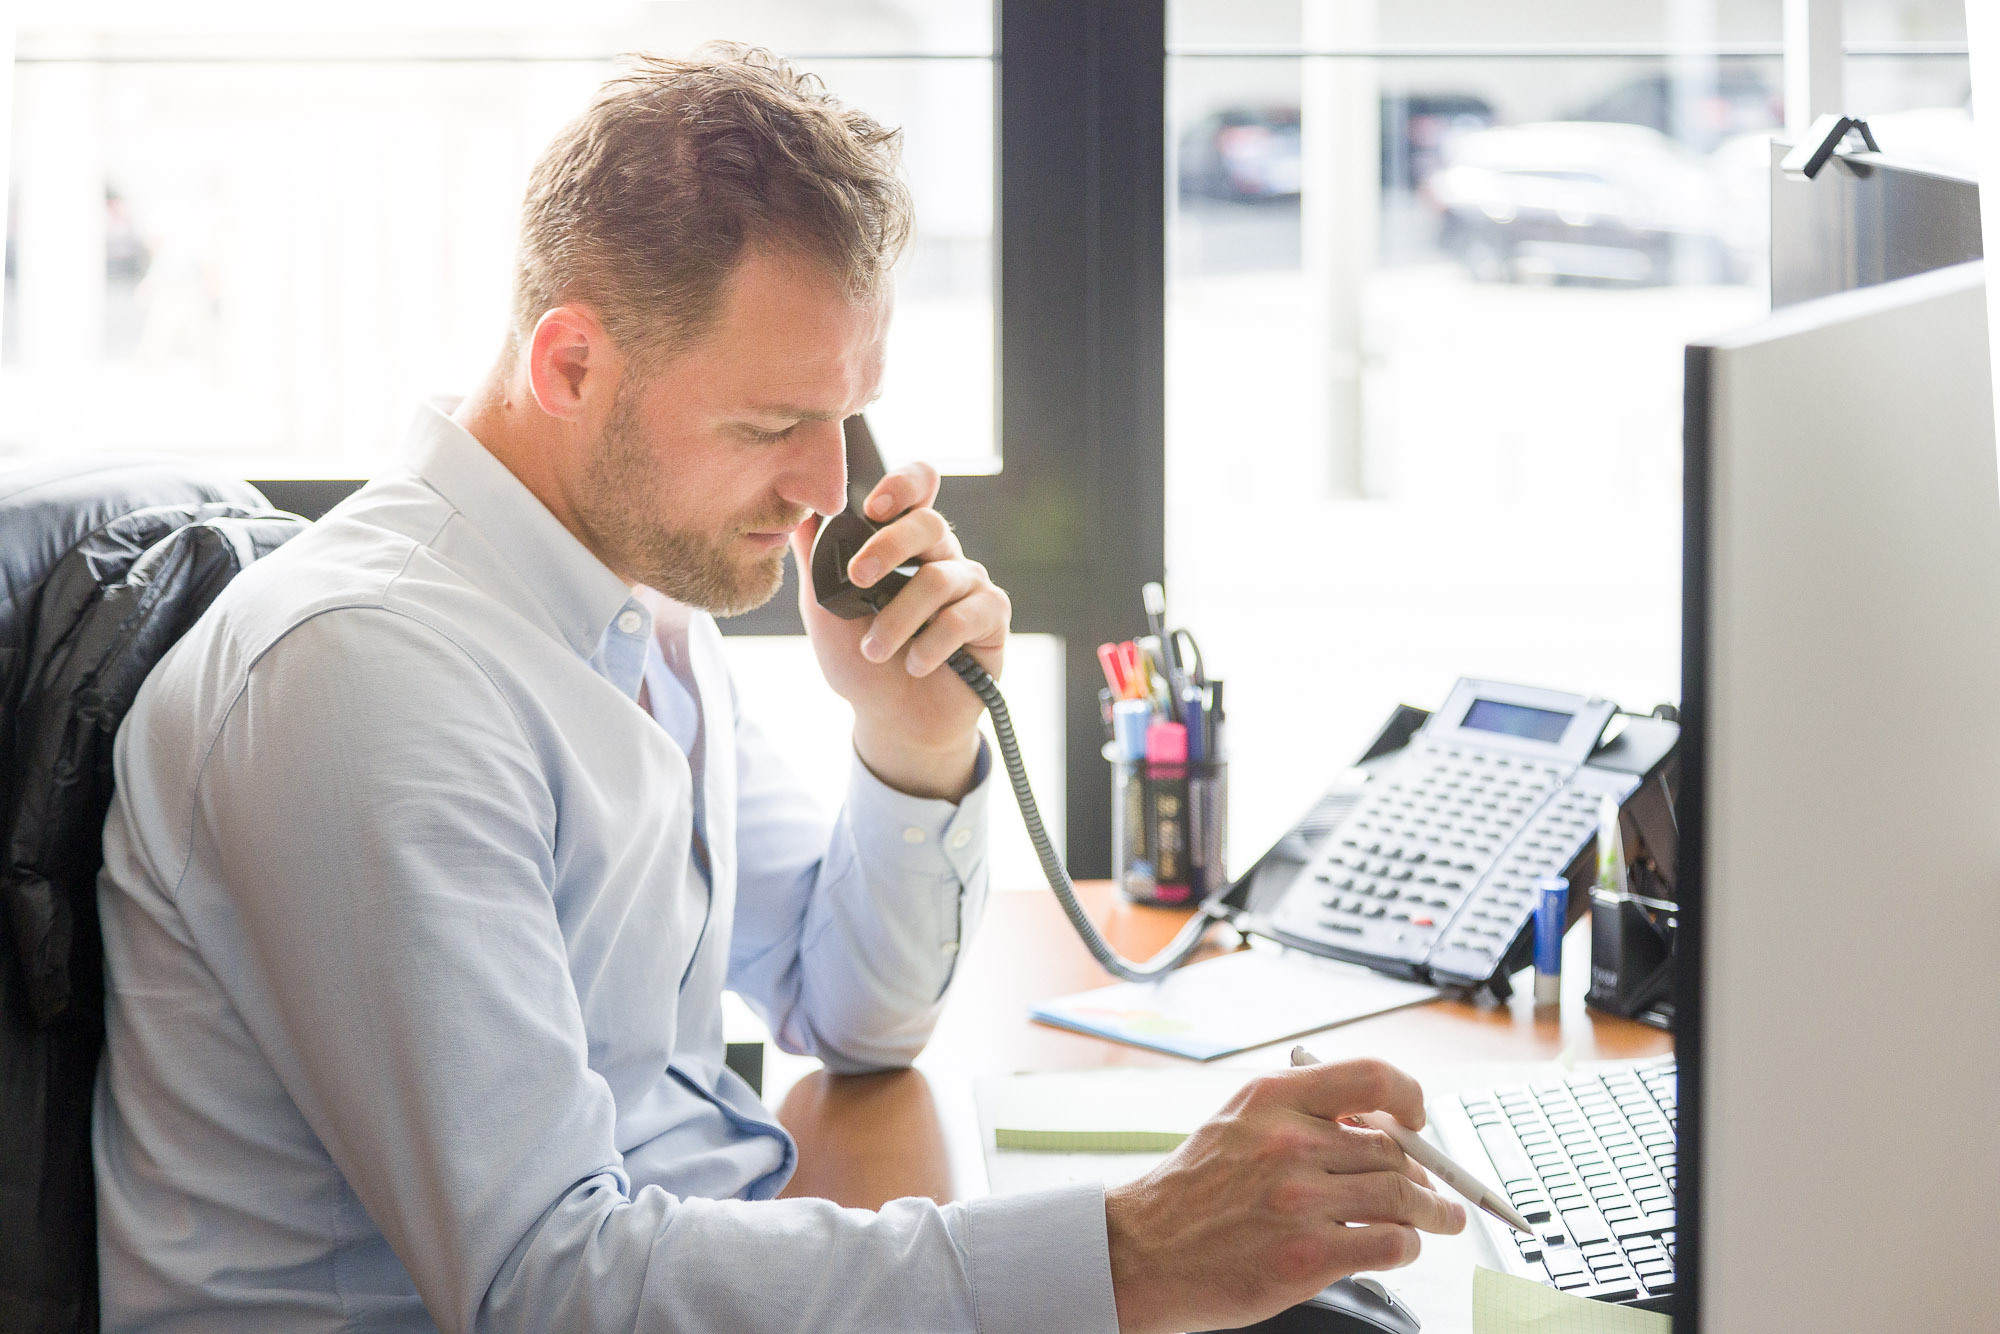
946,647,1222,982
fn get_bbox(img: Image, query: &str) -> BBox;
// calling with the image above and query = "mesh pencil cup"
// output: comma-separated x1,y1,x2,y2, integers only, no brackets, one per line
1107,741,1227,907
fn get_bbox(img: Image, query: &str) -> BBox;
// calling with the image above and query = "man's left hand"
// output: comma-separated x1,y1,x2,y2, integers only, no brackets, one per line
792,461,1008,801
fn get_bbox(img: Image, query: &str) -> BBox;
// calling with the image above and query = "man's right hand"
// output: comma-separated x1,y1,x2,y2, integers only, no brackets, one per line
1102,1058,1467,1334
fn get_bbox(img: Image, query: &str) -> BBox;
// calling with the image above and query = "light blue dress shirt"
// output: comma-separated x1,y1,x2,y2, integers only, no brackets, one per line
92,404,1119,1334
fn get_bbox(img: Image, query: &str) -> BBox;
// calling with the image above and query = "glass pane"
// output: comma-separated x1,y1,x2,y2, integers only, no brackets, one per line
721,633,1064,894
1846,0,1966,45
19,2,994,60
1844,54,1974,174
1170,0,1785,52
4,5,994,476
1167,47,1773,865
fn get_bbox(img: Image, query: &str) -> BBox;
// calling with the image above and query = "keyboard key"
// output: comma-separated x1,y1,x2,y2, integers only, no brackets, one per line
1561,1209,1610,1245
1476,1123,1535,1184
1589,1280,1641,1301
1542,1247,1586,1278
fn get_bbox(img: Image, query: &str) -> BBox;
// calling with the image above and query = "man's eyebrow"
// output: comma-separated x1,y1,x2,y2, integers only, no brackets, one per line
743,392,885,422
745,405,845,422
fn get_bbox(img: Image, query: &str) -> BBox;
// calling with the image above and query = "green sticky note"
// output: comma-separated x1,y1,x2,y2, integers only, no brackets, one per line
1472,1268,1670,1334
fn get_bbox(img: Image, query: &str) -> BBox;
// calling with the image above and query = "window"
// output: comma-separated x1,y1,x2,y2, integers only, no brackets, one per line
3,3,996,475
1163,0,1971,862
3,3,1088,890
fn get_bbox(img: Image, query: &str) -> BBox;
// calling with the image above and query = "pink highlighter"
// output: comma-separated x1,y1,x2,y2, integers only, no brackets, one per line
1144,721,1190,903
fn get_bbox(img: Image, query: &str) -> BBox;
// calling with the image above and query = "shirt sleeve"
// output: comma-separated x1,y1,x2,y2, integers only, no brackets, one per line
724,686,996,1075
175,608,1114,1334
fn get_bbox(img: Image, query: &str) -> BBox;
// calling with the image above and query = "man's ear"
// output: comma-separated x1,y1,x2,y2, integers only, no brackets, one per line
525,306,620,422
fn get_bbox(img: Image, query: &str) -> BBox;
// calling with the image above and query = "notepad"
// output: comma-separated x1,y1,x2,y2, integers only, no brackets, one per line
1029,945,1442,1060
1472,1268,1670,1334
984,1068,1250,1152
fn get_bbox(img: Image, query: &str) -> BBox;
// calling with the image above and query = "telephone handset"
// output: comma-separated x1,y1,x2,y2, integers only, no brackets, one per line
1232,679,1679,994
809,415,922,620
810,415,1220,983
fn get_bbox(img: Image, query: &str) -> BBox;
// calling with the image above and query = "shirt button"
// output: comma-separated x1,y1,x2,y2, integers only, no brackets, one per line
941,941,960,956
616,609,644,635
949,828,973,850
902,826,927,844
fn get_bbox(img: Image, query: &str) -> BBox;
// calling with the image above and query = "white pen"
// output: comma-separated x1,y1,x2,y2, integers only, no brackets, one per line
1290,1045,1536,1237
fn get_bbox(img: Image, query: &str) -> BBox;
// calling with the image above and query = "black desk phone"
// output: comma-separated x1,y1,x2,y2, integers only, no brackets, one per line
1222,679,1679,996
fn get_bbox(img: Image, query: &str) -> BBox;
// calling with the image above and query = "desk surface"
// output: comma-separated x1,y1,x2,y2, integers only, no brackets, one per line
774,881,1671,1212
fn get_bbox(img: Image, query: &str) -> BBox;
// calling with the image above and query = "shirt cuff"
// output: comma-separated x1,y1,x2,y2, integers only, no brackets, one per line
965,1183,1120,1334
845,737,991,884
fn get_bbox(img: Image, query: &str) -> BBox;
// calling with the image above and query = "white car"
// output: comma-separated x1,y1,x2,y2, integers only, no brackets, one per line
1430,122,1748,285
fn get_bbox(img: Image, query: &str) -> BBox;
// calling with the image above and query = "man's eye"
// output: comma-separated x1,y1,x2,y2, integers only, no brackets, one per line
745,424,796,444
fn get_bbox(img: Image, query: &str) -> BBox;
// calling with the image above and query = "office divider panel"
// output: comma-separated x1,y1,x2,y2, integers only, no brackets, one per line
1679,261,2000,1331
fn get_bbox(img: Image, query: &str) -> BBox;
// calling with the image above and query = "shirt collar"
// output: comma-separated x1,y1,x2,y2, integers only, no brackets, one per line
402,398,642,670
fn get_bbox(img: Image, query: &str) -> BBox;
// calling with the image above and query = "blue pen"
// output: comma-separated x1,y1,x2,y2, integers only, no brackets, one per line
1181,687,1206,763
1533,874,1568,1007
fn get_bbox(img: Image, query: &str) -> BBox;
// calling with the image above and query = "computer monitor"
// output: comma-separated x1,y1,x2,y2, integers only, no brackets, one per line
1679,260,2000,1329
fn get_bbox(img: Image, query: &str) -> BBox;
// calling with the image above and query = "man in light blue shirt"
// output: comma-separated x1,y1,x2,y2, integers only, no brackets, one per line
94,45,1463,1334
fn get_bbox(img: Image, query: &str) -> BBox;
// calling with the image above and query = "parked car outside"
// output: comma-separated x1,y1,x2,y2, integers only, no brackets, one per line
1429,122,1750,285
1569,68,1783,152
1178,106,1303,201
1178,93,1497,203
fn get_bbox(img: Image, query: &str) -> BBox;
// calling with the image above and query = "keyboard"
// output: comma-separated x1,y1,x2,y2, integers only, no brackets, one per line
1445,1059,1678,1308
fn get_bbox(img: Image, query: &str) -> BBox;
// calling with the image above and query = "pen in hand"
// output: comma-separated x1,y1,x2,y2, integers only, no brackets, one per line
1290,1045,1536,1237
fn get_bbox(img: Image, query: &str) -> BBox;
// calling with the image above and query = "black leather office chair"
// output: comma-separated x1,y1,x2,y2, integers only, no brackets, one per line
0,459,307,1334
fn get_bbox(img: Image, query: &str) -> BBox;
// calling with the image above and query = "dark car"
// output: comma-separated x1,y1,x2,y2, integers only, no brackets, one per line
1178,106,1303,201
1178,93,1497,203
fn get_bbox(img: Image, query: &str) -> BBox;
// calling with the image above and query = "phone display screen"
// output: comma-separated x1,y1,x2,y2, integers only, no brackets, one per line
1461,698,1573,744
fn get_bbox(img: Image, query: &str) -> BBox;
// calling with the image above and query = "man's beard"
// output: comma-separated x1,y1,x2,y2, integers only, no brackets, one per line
576,386,807,616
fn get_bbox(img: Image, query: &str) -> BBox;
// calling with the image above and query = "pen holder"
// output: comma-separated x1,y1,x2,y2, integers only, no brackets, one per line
1108,744,1227,907
1586,889,1677,1028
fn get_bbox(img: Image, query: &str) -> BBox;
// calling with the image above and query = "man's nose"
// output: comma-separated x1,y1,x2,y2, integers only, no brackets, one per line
786,419,851,517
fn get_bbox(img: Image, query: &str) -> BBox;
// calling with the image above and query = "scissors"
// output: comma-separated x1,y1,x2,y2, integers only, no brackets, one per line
1166,627,1206,691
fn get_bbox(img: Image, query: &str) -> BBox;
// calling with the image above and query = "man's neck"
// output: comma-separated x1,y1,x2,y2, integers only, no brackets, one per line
453,370,607,578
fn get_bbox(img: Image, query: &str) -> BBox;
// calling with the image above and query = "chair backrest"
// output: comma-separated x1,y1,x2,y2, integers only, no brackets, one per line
0,459,307,1334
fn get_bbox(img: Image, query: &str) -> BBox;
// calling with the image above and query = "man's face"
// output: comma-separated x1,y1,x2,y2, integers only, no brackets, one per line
567,248,889,614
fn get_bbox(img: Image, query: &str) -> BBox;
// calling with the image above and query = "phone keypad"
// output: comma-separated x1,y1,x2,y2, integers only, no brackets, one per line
1268,741,1639,986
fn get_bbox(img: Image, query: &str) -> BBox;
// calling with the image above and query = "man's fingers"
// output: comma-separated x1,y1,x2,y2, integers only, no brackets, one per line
1273,1058,1429,1132
1269,1111,1409,1178
905,586,1009,677
1323,1169,1466,1236
1325,1223,1424,1274
847,507,957,587
862,462,942,522
856,559,1004,670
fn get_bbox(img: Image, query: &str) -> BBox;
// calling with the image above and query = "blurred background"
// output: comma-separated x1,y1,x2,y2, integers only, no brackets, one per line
1,0,1975,886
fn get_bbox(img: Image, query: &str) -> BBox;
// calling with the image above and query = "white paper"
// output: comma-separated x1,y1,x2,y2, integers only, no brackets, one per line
1029,944,1442,1060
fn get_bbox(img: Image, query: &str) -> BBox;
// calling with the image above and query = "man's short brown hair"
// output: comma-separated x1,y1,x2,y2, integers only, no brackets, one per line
510,43,913,365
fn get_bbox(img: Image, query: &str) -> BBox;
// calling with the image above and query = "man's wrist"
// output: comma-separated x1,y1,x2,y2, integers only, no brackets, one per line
852,723,982,801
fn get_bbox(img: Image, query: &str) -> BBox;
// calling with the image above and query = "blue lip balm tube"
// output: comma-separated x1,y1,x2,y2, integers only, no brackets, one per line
1533,875,1569,1007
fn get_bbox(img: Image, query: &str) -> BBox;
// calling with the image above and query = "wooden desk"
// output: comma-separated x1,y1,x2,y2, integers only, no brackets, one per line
776,881,1670,1211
